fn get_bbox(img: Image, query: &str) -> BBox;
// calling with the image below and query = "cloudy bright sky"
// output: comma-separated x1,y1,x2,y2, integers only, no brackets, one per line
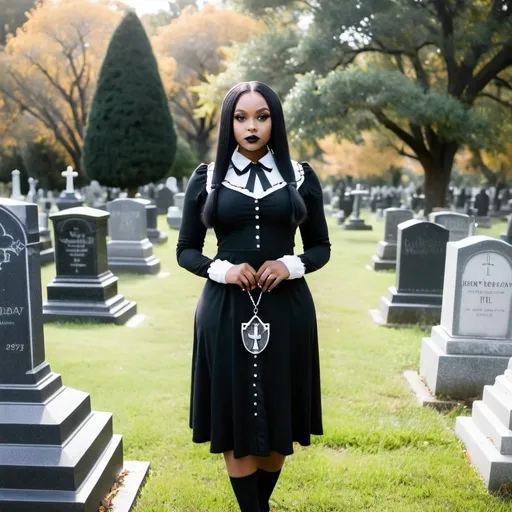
121,0,220,15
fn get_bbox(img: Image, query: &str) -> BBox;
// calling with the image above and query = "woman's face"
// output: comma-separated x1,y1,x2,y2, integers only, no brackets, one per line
233,91,272,160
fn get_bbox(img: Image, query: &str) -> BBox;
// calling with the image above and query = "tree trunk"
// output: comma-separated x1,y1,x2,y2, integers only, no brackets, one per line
127,187,138,198
192,131,211,162
422,143,458,215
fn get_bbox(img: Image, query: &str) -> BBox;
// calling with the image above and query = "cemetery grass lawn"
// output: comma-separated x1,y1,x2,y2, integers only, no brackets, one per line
41,215,512,512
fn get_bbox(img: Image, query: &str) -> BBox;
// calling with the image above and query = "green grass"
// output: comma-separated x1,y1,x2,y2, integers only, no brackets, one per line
40,214,512,511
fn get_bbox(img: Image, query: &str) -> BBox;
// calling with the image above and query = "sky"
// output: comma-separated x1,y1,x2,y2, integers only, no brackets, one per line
122,0,219,15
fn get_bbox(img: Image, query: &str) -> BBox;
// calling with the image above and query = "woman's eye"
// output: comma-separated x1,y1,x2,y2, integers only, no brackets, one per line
258,115,270,121
235,116,246,122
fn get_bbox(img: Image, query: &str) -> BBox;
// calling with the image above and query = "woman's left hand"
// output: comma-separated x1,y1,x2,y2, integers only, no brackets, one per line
255,260,290,292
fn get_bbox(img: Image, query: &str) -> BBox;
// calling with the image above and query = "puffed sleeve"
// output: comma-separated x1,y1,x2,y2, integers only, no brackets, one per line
297,162,331,273
176,164,213,278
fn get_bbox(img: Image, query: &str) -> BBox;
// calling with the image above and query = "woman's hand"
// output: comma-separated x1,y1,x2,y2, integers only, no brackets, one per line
225,263,257,291
256,261,290,292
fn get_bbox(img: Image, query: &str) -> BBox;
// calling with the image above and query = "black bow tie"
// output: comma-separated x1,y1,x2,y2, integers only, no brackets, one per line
232,161,272,192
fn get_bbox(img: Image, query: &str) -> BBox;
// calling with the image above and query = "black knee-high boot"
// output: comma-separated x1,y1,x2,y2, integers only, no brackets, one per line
229,472,261,512
257,469,281,512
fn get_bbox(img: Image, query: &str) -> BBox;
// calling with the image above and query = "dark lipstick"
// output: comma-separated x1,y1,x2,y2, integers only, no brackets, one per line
245,135,260,143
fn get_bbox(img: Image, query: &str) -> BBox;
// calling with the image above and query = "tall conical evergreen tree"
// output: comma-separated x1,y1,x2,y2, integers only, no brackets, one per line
83,10,176,195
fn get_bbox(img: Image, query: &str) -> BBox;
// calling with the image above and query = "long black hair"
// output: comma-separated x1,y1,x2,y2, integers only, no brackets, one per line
201,81,307,228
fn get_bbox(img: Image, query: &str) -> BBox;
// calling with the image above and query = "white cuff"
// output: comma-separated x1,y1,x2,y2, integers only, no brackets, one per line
278,255,305,280
207,259,234,284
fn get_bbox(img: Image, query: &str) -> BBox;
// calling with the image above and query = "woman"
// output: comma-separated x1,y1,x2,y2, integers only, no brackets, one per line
177,81,330,511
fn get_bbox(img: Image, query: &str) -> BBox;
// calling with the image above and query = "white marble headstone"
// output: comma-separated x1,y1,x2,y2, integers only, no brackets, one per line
441,236,512,339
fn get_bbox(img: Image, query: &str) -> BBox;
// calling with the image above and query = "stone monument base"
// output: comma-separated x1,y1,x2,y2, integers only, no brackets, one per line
147,228,168,245
0,375,149,511
39,237,55,265
107,240,161,275
420,325,511,399
371,286,442,326
370,241,397,270
167,207,182,230
476,216,492,228
370,254,396,271
43,272,137,325
456,366,512,491
56,192,83,211
344,217,373,230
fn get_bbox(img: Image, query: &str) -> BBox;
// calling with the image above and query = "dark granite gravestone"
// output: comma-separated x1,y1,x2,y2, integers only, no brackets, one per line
155,186,174,214
139,198,168,245
501,215,512,244
428,211,472,241
420,236,512,400
38,211,55,265
43,207,137,324
107,198,161,274
370,208,413,270
371,220,449,325
0,198,149,511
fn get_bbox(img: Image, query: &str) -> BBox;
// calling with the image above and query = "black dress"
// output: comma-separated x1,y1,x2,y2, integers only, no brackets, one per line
177,162,330,459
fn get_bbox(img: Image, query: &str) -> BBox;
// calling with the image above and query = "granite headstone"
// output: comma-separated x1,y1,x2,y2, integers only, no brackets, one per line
155,186,174,214
0,199,149,510
420,236,512,399
428,211,472,241
43,207,137,323
370,208,413,270
107,198,161,274
372,220,449,325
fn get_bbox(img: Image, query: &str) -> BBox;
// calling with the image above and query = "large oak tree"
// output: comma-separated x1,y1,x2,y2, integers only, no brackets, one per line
233,0,512,212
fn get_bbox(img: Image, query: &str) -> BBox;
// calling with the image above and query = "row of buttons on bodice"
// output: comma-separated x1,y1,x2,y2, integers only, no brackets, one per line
255,199,260,249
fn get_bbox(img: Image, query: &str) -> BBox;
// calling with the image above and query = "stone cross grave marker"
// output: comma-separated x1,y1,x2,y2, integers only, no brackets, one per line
56,166,83,211
344,184,373,230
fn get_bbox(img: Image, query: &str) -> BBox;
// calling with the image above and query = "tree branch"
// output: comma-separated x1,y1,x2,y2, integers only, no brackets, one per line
465,36,512,102
373,110,425,157
479,92,512,109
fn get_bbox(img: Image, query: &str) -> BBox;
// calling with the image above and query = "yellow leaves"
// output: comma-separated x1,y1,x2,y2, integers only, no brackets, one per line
152,5,263,89
314,133,416,179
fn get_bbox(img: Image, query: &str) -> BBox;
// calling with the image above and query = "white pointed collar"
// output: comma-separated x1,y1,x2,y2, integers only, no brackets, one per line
231,149,276,172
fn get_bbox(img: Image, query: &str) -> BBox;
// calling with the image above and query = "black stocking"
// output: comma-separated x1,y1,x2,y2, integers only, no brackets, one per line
257,468,281,512
229,472,262,512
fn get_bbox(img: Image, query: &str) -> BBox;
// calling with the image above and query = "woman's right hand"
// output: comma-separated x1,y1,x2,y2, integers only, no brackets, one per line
225,263,257,291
